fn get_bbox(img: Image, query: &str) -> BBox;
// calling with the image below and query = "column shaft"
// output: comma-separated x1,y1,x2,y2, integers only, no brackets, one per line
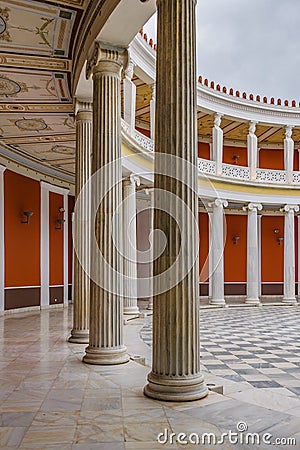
212,114,223,175
144,0,208,401
69,103,92,343
147,189,154,310
283,205,298,304
83,43,129,365
284,126,294,184
123,175,140,315
123,60,136,135
247,122,258,180
210,199,227,306
246,203,262,305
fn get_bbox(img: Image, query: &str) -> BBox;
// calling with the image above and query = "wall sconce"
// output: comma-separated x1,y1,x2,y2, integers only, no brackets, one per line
232,235,240,245
55,219,65,230
273,229,284,245
58,207,65,213
21,211,33,224
233,155,240,164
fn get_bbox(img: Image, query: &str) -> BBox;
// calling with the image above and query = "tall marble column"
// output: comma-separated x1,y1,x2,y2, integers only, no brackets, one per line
150,84,156,140
83,43,129,365
123,59,136,135
282,204,299,305
123,174,140,315
212,113,223,175
245,203,262,305
284,126,294,184
210,199,228,306
69,101,92,343
247,121,258,180
147,188,154,310
144,0,208,401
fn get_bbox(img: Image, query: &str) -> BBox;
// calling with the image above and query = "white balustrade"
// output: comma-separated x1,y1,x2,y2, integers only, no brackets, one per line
222,163,250,181
256,168,287,184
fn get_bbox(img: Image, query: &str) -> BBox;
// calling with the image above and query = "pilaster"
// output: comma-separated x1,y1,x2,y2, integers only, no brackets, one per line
123,59,136,135
247,121,258,180
212,113,223,176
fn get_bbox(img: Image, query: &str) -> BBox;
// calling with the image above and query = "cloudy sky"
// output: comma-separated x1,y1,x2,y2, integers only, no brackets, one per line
143,0,300,101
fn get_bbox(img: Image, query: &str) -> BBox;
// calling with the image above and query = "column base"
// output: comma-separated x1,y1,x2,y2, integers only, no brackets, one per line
144,371,208,402
82,345,130,365
147,299,153,310
282,297,297,305
245,298,261,306
209,299,227,307
123,306,140,315
68,329,89,344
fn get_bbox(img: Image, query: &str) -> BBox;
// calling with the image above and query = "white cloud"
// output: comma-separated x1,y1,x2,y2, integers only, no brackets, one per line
143,1,300,101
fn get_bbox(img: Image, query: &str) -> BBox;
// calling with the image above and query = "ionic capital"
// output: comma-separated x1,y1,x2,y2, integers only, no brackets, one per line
247,203,263,212
124,174,141,189
124,59,135,80
285,125,293,140
214,113,223,128
86,42,128,79
248,121,257,136
209,198,228,209
283,204,299,214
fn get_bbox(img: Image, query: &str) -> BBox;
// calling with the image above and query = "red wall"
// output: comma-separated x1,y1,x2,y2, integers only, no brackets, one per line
261,216,284,282
223,146,247,166
199,212,209,281
4,171,40,287
49,192,64,285
224,215,247,282
198,142,210,159
136,126,151,138
259,149,284,170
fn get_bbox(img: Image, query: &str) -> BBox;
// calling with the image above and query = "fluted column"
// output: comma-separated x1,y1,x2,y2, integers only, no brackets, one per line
144,0,208,401
247,121,258,180
123,174,140,315
147,188,154,310
282,204,299,304
150,84,156,140
83,43,129,365
245,203,262,305
210,199,228,306
69,101,92,343
212,113,223,175
284,126,294,184
123,59,136,135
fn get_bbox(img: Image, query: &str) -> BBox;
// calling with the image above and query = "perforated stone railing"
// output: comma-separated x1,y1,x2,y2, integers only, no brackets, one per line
121,120,300,187
293,172,300,184
134,129,154,152
222,163,250,181
198,158,216,175
256,168,287,184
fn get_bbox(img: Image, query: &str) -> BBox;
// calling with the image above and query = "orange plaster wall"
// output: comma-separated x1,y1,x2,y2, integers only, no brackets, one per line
261,216,284,282
224,215,247,282
68,195,75,284
259,149,284,170
199,212,209,281
223,146,247,166
4,170,40,287
294,150,299,172
136,126,151,138
198,142,210,159
49,192,64,286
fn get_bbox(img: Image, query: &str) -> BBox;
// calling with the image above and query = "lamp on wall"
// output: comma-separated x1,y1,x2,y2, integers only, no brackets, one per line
232,235,240,245
21,211,33,224
55,219,65,230
233,155,240,164
273,228,284,245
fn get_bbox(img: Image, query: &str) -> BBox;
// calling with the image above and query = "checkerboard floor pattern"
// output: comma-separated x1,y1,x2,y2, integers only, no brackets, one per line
140,306,300,395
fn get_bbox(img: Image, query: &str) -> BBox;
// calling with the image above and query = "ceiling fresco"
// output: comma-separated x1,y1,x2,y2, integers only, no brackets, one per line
0,0,78,175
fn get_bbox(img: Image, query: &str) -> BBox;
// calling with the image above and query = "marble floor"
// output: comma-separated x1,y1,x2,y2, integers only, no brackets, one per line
0,305,300,449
